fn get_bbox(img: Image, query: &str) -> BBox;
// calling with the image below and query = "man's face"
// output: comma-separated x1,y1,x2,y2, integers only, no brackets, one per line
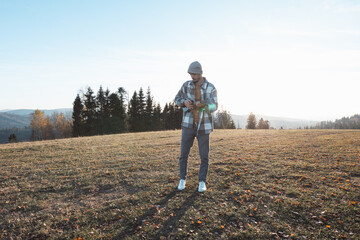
190,73,202,83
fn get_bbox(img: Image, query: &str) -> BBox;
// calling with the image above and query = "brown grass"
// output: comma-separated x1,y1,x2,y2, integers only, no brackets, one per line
0,129,359,239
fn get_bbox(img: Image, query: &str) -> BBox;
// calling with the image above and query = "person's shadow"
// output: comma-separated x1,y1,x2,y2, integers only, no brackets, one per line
154,190,200,238
114,188,201,239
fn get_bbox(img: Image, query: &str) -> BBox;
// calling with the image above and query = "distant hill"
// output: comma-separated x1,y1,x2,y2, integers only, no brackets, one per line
231,114,318,129
0,108,72,130
0,113,31,129
1,108,72,116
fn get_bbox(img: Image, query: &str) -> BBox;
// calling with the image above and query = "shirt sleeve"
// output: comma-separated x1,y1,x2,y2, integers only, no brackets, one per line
174,83,186,107
204,86,218,114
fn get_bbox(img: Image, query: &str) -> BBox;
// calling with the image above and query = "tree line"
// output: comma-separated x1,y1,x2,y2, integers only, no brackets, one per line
11,85,237,143
310,114,360,129
215,108,236,129
72,86,183,137
246,112,271,129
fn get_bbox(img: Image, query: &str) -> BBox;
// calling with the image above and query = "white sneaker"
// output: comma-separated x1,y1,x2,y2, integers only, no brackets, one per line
178,179,186,190
198,181,207,192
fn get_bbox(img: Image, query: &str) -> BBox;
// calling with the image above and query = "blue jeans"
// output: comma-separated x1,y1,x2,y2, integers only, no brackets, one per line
179,125,210,182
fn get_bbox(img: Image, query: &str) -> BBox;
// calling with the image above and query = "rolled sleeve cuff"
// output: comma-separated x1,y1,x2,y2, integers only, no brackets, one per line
205,103,217,113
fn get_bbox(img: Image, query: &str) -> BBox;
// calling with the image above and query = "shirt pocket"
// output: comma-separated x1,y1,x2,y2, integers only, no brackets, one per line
203,91,211,103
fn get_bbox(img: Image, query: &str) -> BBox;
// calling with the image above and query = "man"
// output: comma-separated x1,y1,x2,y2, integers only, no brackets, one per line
174,61,218,192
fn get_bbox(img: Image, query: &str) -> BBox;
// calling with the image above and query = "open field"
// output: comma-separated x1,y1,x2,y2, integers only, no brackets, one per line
0,129,359,239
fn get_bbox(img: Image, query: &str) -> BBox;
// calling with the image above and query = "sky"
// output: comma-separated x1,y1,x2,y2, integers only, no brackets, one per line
0,0,359,121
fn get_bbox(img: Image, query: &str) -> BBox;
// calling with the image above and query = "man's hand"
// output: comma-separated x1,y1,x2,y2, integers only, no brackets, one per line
195,101,205,108
184,100,194,109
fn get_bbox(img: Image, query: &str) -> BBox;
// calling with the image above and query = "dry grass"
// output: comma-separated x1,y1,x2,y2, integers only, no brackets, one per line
0,129,359,239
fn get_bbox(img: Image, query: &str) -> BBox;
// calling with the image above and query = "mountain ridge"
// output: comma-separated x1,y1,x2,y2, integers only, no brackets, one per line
0,108,72,116
0,109,72,130
231,114,319,129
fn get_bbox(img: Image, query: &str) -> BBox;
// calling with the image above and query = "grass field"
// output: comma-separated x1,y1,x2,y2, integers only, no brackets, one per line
0,129,359,239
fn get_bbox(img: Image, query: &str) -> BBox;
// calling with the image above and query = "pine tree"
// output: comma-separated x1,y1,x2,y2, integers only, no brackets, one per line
137,87,146,132
97,86,106,115
83,87,97,135
118,87,128,132
118,87,127,108
109,92,127,133
257,118,270,129
153,103,162,131
264,120,270,129
96,86,106,134
246,112,257,129
168,102,175,129
128,91,140,132
8,133,18,143
145,87,154,131
162,103,170,130
215,108,236,129
257,118,265,129
102,88,111,134
104,88,111,117
72,94,84,137
230,119,236,129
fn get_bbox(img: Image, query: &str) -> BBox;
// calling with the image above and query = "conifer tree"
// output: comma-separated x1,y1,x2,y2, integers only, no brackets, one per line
83,87,97,135
162,103,170,130
97,86,106,114
153,103,162,131
118,87,127,108
215,108,236,129
257,118,265,129
96,86,106,134
102,88,112,134
118,87,128,131
246,112,257,129
128,91,140,132
8,133,18,143
257,118,270,129
230,119,236,129
145,87,154,131
109,92,127,133
137,87,146,132
72,94,84,137
104,88,111,117
168,103,175,129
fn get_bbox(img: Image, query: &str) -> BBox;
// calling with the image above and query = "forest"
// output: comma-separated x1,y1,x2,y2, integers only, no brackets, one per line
12,86,234,142
311,115,360,129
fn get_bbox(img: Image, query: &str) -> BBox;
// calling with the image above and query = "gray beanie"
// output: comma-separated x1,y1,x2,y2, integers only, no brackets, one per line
188,61,203,74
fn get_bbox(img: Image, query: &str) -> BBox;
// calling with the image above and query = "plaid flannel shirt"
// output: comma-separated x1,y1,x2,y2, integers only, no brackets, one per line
175,78,218,135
